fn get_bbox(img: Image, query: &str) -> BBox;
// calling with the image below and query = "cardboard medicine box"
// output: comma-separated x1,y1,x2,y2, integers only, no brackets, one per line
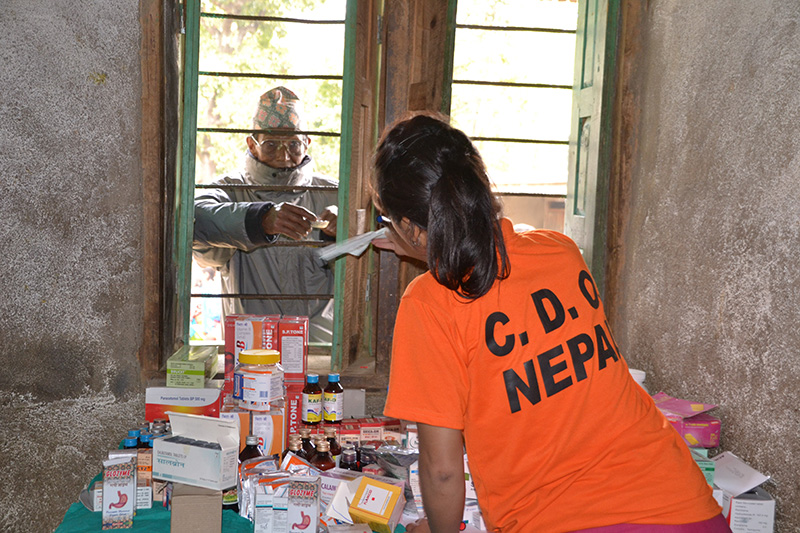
224,314,281,394
145,385,222,421
723,487,775,533
102,456,136,529
152,412,239,491
166,345,219,388
712,451,774,533
278,316,309,381
652,392,720,448
348,476,405,533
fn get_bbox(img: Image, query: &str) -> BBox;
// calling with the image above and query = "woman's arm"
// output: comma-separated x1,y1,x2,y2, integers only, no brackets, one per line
417,423,466,533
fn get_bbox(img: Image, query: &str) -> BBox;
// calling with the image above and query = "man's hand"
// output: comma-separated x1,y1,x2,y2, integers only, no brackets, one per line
318,205,338,237
262,202,316,241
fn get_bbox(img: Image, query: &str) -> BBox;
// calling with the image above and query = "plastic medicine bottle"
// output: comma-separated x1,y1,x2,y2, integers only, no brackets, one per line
302,373,323,425
233,349,284,411
323,373,344,424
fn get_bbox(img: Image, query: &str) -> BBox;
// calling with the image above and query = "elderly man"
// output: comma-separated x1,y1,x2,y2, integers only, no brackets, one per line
193,86,338,343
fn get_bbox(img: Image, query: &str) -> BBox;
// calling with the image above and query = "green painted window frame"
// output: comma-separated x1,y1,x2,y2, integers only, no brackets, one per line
173,0,359,357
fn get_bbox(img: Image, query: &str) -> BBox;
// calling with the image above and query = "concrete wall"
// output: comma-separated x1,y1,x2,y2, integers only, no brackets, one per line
0,1,145,531
610,1,800,530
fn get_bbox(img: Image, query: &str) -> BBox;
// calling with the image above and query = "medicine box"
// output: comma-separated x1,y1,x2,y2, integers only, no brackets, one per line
166,345,219,388
224,314,281,395
145,385,222,421
152,412,239,491
102,456,136,529
348,476,405,533
278,316,309,381
723,486,775,533
691,450,715,486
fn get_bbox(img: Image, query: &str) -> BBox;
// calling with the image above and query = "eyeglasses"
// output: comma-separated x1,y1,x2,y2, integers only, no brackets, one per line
250,135,308,157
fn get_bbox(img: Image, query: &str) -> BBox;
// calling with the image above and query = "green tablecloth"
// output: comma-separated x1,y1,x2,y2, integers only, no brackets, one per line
55,502,254,533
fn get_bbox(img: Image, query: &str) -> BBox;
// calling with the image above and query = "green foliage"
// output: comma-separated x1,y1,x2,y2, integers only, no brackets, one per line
195,0,343,184
450,0,578,193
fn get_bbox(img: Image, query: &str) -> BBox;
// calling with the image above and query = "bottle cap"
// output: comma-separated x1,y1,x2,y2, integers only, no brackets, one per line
316,440,330,452
299,427,311,437
239,349,281,365
306,373,319,384
123,437,138,448
245,435,260,446
324,426,337,437
327,373,340,383
127,428,141,438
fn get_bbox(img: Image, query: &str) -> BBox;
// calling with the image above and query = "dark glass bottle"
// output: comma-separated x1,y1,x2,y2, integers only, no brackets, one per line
310,440,336,471
339,448,359,471
324,426,342,464
239,435,263,464
359,443,377,469
282,435,305,461
299,427,316,458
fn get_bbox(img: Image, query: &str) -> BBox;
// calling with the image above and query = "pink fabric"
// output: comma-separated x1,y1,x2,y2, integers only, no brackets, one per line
571,514,731,533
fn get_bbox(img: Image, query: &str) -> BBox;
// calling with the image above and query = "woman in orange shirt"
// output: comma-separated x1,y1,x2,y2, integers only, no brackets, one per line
373,114,730,533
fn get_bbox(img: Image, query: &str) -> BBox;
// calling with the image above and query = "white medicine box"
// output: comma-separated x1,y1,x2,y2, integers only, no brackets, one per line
152,412,239,491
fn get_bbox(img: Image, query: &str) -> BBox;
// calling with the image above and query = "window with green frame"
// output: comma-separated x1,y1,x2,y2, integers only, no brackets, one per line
175,0,356,347
448,0,578,233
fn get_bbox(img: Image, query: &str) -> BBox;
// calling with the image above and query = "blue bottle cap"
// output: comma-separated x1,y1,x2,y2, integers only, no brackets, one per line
307,373,319,383
127,428,141,438
123,437,139,448
328,373,340,383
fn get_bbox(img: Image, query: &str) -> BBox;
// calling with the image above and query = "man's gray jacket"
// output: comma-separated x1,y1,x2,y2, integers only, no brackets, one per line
193,151,338,343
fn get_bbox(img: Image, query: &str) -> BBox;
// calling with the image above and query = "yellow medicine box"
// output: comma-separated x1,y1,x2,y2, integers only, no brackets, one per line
348,476,405,533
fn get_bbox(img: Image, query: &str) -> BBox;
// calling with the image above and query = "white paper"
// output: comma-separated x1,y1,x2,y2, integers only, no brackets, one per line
712,451,770,497
317,227,389,263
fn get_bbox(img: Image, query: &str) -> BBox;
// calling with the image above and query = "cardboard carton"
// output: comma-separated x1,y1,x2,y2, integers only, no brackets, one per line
152,412,239,491
166,345,219,388
278,316,309,381
220,405,285,456
224,314,281,395
285,380,304,439
102,456,136,529
170,483,222,533
652,392,721,448
712,451,774,533
145,385,222,421
348,476,405,533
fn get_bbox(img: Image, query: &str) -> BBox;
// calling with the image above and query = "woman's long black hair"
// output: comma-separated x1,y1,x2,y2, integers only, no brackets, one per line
373,114,509,299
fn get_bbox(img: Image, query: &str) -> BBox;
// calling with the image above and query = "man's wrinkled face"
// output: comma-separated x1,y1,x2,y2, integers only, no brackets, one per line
248,133,309,168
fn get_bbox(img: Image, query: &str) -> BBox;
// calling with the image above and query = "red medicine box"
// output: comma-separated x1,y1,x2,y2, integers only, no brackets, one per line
278,316,309,381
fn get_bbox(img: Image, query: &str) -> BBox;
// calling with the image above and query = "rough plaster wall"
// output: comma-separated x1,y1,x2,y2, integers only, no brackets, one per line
0,1,145,531
615,1,800,529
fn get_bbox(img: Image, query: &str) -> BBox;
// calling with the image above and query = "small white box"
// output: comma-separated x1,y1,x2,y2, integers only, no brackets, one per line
723,486,775,533
152,412,239,491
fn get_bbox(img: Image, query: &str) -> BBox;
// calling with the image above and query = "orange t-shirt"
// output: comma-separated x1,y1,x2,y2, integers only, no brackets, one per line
383,219,720,532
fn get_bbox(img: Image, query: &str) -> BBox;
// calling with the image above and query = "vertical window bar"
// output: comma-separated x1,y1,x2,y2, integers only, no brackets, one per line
331,0,358,371
177,0,201,346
